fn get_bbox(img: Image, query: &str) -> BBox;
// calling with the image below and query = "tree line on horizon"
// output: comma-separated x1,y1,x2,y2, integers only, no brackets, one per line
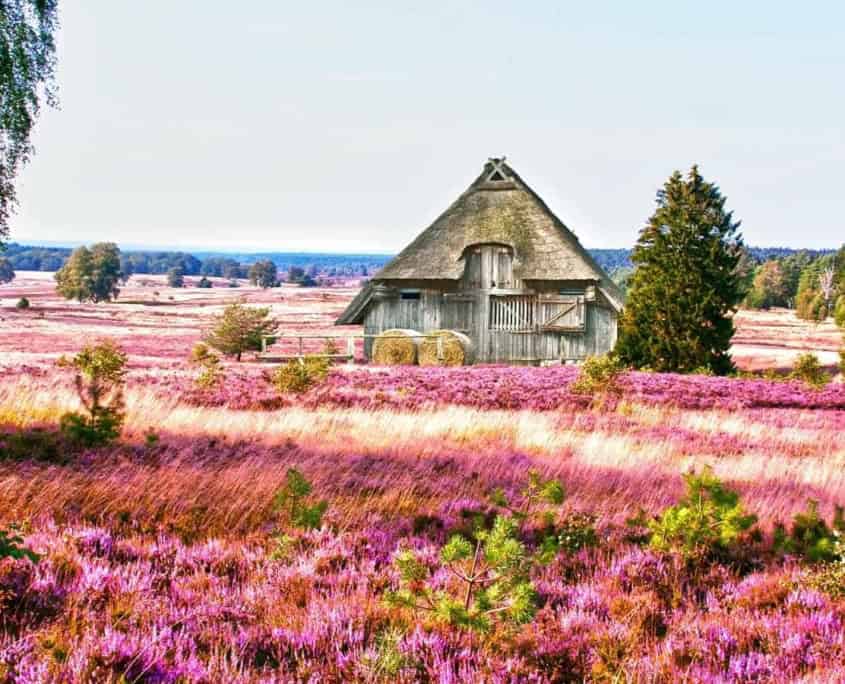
1,240,837,290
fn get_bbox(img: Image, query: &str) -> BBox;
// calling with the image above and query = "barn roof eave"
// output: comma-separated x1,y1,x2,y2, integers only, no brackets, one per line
335,282,375,325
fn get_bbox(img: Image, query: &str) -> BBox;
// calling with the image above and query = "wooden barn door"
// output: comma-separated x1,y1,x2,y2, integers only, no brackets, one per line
461,244,517,361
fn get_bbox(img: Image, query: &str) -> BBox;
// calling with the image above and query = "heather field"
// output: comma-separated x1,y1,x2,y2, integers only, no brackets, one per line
1,274,845,682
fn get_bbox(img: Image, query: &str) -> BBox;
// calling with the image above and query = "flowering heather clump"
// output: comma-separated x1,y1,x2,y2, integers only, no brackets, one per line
173,365,845,412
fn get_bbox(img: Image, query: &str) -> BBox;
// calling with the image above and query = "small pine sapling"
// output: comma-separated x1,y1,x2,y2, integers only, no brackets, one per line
57,340,128,447
490,469,568,562
385,515,536,633
273,468,328,531
646,467,757,561
0,524,39,563
774,500,845,563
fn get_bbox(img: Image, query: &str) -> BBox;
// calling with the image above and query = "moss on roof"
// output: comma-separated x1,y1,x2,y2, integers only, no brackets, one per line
376,160,622,302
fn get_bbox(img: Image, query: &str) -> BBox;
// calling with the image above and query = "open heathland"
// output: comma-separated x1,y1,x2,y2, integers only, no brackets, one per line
1,273,844,682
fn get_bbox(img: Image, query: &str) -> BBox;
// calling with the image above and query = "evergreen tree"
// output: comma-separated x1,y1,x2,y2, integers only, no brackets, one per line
55,243,123,303
615,166,743,374
203,300,277,361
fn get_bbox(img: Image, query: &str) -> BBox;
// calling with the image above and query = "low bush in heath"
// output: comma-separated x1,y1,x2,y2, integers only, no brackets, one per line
632,466,758,562
790,352,829,389
774,500,845,563
272,356,330,395
570,353,624,398
56,339,127,447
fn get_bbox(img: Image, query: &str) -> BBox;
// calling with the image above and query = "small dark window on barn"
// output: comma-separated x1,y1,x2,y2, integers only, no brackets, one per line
559,288,584,297
400,290,421,300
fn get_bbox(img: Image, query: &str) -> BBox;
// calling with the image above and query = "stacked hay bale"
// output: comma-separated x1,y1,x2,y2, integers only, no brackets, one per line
372,329,421,365
418,330,474,367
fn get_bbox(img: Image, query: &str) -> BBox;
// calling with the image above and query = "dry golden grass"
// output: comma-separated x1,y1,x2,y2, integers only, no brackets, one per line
2,372,843,535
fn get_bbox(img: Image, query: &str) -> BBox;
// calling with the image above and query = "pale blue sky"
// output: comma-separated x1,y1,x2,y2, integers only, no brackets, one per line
12,1,845,252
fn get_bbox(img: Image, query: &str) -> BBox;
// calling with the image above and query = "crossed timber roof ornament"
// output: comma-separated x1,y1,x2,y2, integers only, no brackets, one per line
485,156,509,182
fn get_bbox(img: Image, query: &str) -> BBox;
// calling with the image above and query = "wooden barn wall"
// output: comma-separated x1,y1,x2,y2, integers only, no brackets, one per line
363,291,617,363
363,291,474,358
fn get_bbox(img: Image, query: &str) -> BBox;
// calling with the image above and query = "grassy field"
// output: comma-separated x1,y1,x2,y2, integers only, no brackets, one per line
1,273,844,682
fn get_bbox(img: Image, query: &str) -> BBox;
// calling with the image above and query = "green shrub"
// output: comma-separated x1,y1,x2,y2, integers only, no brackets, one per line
15,297,29,309
0,428,66,463
774,501,845,563
790,353,829,389
835,296,845,328
807,560,845,600
197,276,213,289
203,301,276,361
366,628,409,678
59,407,123,447
555,511,598,555
272,356,329,395
56,340,128,447
0,524,39,563
645,467,757,561
190,343,224,389
273,468,328,530
143,428,160,448
839,347,845,375
385,515,536,633
570,354,624,397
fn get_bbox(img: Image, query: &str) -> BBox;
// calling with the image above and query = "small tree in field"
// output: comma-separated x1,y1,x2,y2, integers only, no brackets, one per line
203,301,277,361
167,267,185,288
55,243,123,303
642,467,757,561
57,340,128,446
0,257,15,284
386,515,536,633
615,166,743,375
249,260,278,288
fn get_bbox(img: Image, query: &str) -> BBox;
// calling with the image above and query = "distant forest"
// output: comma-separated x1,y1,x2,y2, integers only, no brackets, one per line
2,243,835,279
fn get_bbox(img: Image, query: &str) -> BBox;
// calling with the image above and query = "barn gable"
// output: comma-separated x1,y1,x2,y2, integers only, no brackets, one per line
337,159,623,366
337,158,622,327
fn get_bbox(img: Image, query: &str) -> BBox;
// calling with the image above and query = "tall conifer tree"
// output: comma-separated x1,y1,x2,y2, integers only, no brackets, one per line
615,166,743,375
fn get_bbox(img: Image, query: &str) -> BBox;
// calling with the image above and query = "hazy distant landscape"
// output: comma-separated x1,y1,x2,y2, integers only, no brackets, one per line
3,240,836,279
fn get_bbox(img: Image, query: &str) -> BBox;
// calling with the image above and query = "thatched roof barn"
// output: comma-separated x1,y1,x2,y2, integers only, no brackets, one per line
337,158,623,364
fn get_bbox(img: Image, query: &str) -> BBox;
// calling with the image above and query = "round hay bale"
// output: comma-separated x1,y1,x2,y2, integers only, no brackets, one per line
372,329,421,365
418,330,474,367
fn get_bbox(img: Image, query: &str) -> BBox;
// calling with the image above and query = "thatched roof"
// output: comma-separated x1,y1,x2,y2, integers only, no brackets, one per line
337,159,623,324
